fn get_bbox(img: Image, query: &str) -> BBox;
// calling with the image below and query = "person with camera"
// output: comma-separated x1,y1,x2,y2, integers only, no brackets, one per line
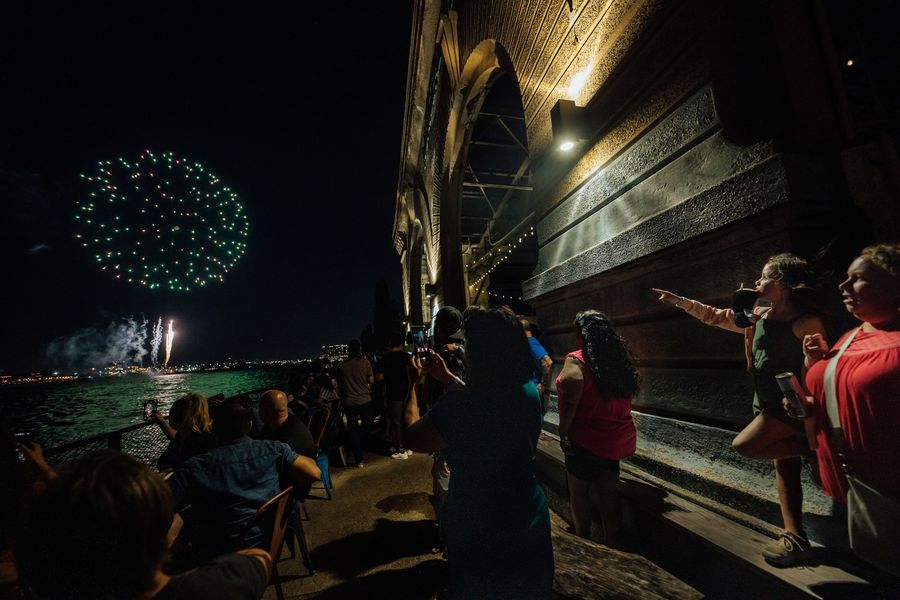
403,308,553,599
408,306,467,556
652,253,828,566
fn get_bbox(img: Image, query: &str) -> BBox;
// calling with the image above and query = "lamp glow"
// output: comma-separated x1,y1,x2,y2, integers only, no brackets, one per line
567,63,593,99
559,140,575,151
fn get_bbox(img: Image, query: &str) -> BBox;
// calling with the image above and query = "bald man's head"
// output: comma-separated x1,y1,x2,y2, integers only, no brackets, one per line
258,389,289,429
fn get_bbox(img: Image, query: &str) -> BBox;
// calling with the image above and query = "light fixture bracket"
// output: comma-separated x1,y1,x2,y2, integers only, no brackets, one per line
550,99,589,150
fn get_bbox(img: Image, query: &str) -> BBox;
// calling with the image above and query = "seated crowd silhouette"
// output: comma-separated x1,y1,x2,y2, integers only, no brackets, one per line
2,388,328,600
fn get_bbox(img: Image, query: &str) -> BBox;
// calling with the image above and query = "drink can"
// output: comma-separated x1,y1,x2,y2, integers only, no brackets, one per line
775,372,809,419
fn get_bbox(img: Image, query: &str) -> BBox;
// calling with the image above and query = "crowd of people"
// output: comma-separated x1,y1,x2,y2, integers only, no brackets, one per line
1,242,898,598
2,390,322,599
651,243,900,572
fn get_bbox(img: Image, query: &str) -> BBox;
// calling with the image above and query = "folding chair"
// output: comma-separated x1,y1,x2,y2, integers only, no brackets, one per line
239,486,294,600
307,407,334,499
284,497,315,575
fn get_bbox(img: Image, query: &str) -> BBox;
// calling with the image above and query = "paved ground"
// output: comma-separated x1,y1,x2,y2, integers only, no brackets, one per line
264,450,448,599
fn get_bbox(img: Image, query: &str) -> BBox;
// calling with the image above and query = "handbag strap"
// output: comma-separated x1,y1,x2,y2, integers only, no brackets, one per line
823,327,862,429
823,327,863,472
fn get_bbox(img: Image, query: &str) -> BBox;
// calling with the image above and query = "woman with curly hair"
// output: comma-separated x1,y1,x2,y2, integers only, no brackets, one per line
652,253,828,565
556,310,639,547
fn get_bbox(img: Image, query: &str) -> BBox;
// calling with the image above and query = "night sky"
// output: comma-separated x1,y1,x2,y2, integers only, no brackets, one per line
1,3,411,373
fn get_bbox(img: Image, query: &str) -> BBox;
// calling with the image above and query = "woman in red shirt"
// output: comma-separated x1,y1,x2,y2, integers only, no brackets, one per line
556,310,639,546
804,244,900,506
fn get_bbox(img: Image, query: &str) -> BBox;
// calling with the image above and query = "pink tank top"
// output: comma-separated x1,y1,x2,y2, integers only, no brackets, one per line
556,349,636,460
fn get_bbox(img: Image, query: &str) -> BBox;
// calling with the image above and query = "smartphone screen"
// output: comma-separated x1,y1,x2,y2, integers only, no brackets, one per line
143,399,158,421
410,327,428,358
13,432,33,462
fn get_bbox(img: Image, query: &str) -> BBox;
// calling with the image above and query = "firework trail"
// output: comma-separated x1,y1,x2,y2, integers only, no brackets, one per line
151,318,163,367
164,320,174,369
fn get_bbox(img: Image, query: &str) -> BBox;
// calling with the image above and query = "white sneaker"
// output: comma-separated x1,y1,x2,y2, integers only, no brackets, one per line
356,461,365,468
391,451,408,460
405,449,413,457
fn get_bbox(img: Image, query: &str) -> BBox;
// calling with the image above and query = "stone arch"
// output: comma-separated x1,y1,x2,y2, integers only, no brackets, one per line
406,220,427,327
437,39,522,310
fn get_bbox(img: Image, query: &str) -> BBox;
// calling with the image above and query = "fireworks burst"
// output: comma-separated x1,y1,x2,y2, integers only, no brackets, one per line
76,149,249,291
164,320,175,369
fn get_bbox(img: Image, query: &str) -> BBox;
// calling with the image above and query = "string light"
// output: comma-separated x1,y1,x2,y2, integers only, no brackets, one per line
467,227,537,287
76,149,249,291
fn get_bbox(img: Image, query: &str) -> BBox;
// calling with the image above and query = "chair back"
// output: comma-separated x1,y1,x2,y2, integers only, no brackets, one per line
241,486,294,560
308,407,332,448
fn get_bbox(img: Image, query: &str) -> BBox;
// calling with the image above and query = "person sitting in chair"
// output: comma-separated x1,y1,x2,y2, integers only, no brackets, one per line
169,395,320,562
16,450,273,599
257,389,317,498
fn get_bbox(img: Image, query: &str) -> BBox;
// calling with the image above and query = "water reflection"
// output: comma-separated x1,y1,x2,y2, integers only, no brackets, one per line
1,370,286,447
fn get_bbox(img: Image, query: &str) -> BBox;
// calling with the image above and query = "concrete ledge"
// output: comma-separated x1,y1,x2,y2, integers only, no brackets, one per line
535,437,877,599
632,412,832,521
524,154,788,299
538,86,721,245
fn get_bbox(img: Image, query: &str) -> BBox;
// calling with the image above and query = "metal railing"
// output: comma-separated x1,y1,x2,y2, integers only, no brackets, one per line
45,421,170,468
43,386,274,469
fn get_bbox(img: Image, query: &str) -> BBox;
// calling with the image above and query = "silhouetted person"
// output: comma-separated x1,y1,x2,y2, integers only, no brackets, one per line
404,309,553,599
336,339,374,467
16,450,272,599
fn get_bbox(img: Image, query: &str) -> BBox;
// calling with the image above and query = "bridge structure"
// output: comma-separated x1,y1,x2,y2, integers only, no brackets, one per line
392,1,899,594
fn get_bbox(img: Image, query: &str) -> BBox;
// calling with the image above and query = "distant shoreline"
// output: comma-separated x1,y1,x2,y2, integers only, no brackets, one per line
1,361,318,387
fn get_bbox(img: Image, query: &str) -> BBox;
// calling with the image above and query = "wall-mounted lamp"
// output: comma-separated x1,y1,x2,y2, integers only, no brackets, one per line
550,98,588,152
424,283,438,298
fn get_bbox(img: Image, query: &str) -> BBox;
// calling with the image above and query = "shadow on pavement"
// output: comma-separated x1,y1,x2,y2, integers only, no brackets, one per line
375,492,432,513
310,559,447,600
309,518,440,579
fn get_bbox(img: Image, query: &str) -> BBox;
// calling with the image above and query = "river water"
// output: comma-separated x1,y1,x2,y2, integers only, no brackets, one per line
1,369,292,448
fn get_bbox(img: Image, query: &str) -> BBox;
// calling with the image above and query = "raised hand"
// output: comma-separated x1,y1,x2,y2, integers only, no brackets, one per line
651,288,685,307
803,333,829,367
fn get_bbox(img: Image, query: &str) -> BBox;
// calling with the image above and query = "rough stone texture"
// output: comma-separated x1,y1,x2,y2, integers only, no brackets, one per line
536,131,780,275
536,38,711,217
630,412,842,546
635,367,754,423
552,526,702,600
518,3,571,110
522,0,661,120
524,153,789,299
526,0,668,157
538,86,720,245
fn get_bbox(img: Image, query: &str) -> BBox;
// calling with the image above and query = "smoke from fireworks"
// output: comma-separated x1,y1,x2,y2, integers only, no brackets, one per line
46,317,149,370
150,318,163,367
164,320,175,368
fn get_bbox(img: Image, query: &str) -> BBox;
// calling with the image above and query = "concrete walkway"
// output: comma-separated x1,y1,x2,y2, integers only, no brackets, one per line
264,451,447,599
262,448,700,600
